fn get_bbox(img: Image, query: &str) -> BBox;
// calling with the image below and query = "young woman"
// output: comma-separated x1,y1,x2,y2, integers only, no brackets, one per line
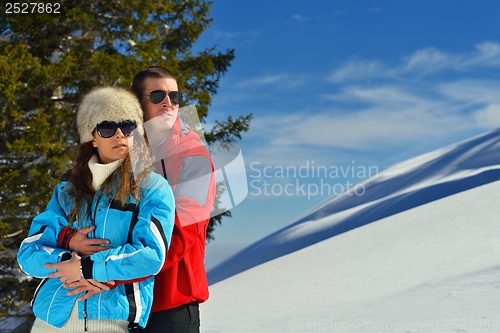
17,86,175,332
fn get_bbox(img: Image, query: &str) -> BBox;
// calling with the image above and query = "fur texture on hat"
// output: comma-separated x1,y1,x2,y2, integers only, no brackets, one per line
77,86,145,143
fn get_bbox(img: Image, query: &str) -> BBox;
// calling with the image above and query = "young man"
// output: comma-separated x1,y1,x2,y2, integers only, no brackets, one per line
59,68,215,333
132,66,215,333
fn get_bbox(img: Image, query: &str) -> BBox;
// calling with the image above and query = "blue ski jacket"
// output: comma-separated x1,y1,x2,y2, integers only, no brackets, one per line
17,172,175,328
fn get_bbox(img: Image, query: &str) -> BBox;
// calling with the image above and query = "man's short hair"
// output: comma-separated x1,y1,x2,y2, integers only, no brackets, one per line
132,66,177,98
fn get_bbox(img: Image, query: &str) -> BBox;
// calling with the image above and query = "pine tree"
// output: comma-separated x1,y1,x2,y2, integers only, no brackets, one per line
0,0,251,316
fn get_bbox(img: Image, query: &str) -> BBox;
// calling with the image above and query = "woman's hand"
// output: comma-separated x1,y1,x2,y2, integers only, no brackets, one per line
45,252,82,283
64,279,115,301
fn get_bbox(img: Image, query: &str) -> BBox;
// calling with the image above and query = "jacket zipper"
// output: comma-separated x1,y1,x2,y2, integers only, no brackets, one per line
91,191,104,231
83,300,88,331
83,191,102,331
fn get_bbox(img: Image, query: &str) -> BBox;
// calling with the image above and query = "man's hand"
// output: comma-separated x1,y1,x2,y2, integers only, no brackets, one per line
45,252,82,283
70,226,112,256
64,279,115,301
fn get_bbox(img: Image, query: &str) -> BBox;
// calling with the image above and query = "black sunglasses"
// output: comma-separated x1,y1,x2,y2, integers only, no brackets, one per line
143,90,181,105
95,120,137,138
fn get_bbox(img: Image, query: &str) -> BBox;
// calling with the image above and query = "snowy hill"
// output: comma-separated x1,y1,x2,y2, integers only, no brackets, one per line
200,179,500,332
207,128,500,285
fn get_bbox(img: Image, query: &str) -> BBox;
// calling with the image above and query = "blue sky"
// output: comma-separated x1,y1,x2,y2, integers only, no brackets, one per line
195,0,500,267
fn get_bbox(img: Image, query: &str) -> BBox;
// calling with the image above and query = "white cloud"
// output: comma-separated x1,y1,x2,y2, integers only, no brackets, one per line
438,80,500,104
292,14,310,22
326,86,427,105
401,48,456,75
463,41,500,67
438,79,500,129
329,60,387,82
401,42,500,75
246,81,500,156
236,74,306,89
258,106,470,151
474,104,500,128
330,42,500,83
213,29,262,41
233,43,500,168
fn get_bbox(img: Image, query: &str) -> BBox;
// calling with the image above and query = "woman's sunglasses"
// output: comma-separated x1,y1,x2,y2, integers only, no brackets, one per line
95,120,137,138
143,90,181,105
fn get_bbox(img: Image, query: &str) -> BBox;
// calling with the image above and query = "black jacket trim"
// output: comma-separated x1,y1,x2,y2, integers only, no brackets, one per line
125,283,137,323
81,256,94,279
109,200,137,212
151,216,169,253
126,206,140,244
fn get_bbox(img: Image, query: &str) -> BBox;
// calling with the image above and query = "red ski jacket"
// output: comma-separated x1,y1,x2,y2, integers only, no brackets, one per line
149,117,215,312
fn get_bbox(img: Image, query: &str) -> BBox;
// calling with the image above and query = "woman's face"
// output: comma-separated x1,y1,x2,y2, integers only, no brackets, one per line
92,125,134,164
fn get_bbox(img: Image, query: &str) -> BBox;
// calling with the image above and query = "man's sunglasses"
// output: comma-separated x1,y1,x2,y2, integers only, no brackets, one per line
143,90,181,105
95,120,137,138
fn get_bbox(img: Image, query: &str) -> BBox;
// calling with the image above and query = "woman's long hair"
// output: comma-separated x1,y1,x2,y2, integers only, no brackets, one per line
66,134,155,226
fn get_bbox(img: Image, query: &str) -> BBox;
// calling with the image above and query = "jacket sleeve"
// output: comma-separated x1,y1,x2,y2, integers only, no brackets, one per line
17,184,72,278
82,175,175,282
159,153,216,271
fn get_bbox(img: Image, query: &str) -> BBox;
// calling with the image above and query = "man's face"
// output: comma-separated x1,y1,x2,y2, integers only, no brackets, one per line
140,77,179,133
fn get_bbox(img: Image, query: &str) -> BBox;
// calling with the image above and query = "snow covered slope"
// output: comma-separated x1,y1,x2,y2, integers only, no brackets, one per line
201,178,500,333
207,128,500,285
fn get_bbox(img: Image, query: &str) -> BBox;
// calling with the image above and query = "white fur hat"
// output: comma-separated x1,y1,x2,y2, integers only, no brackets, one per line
77,86,145,143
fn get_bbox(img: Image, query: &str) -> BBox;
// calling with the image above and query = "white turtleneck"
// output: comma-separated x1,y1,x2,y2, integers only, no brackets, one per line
88,155,123,190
